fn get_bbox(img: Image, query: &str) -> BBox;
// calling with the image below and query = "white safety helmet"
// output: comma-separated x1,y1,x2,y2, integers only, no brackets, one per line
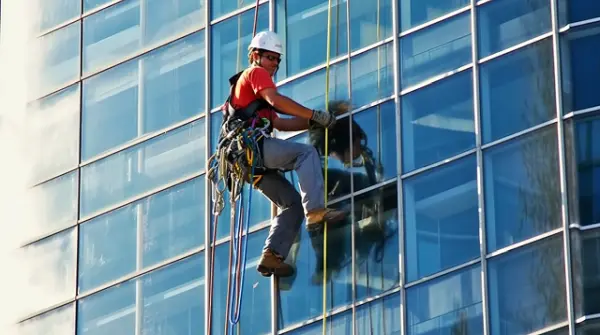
248,31,284,55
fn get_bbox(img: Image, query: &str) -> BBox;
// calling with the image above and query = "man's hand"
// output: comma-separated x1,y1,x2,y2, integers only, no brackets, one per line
310,109,337,128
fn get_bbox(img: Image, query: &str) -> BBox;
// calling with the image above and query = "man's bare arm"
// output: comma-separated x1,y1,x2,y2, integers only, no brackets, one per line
272,117,310,131
259,88,314,119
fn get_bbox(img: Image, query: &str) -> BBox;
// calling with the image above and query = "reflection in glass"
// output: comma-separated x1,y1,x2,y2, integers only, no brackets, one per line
570,229,600,318
402,70,475,173
83,0,205,75
79,177,205,292
407,265,483,335
210,5,268,109
80,120,206,217
477,0,551,58
404,155,479,282
288,309,353,334
27,84,80,184
561,23,600,114
564,0,600,23
399,0,469,32
483,126,561,252
351,43,394,108
276,0,348,80
577,319,600,335
28,22,80,99
17,303,74,335
349,0,393,51
17,229,76,318
278,199,352,328
31,0,80,34
84,0,111,12
356,294,402,334
77,254,204,335
400,12,472,88
82,32,205,160
488,236,567,335
480,38,556,144
23,171,78,243
354,183,400,301
210,230,271,335
212,0,256,20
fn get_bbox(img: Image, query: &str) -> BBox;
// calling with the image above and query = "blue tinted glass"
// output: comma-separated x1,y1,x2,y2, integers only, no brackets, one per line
349,0,393,51
561,23,600,113
352,102,398,191
483,126,561,252
18,229,76,318
210,111,224,155
356,294,402,334
287,309,353,334
278,199,353,328
212,0,255,19
210,5,268,109
354,183,400,300
407,265,483,335
276,0,348,79
571,229,600,318
477,0,551,58
33,0,80,33
402,70,475,172
84,0,111,12
210,230,271,335
400,13,472,89
578,320,600,335
351,43,394,108
28,84,80,184
570,117,600,226
78,178,205,292
399,0,469,31
404,155,479,282
83,0,205,75
488,236,566,335
480,38,556,144
82,32,205,160
26,171,78,242
77,279,136,335
567,0,600,23
28,22,80,99
80,120,206,217
141,255,204,334
17,303,75,335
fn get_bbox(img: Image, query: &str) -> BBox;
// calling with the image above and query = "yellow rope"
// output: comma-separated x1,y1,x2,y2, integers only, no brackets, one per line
322,0,333,333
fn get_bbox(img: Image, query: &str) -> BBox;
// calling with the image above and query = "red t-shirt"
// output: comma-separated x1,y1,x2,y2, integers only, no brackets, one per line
230,66,280,124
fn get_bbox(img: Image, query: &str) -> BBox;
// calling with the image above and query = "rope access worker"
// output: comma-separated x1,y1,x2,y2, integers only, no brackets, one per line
219,30,348,278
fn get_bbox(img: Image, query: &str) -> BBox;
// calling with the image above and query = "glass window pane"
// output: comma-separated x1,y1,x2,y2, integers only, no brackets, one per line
82,32,205,160
402,70,475,173
351,43,394,108
84,0,112,12
83,0,205,75
477,0,552,58
577,319,600,335
480,38,556,144
278,199,352,328
566,0,600,23
17,303,74,335
210,5,269,110
28,23,80,100
484,126,561,252
354,183,400,301
17,229,77,318
275,0,348,80
400,12,472,89
27,84,80,184
407,265,483,335
212,0,255,20
561,23,600,113
356,294,402,334
287,309,353,334
32,0,80,33
77,254,204,335
80,119,206,217
23,171,78,243
571,229,600,318
349,0,393,51
352,102,398,191
488,236,567,335
404,155,479,282
399,0,470,32
210,229,271,335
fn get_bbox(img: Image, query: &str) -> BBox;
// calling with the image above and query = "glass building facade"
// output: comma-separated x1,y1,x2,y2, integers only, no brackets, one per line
1,0,600,334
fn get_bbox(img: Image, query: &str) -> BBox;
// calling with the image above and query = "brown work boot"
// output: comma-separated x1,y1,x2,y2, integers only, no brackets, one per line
256,249,295,278
306,208,347,230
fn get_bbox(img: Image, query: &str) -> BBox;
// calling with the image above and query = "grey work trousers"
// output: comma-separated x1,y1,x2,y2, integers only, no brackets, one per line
255,137,325,258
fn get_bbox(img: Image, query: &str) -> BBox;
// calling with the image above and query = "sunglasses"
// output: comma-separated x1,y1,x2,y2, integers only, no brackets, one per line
261,54,281,63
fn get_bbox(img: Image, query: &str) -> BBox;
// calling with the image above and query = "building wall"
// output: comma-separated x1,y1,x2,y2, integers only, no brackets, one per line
0,0,599,334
